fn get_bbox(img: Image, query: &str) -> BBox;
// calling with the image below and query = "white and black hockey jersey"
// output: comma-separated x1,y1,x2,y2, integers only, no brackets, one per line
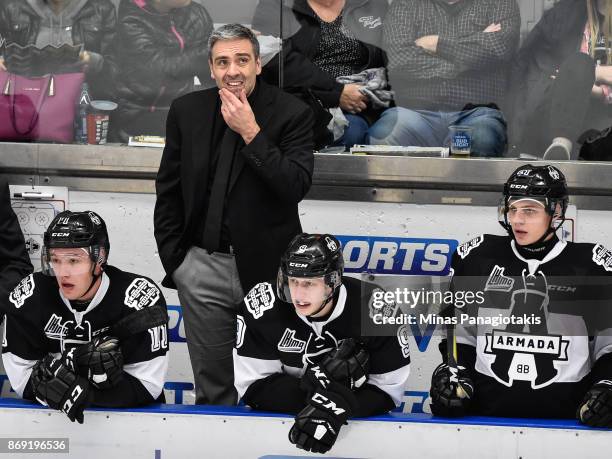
450,234,612,418
2,266,169,406
234,276,411,417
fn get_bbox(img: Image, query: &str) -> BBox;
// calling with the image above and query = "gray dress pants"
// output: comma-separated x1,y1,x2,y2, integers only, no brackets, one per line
172,246,244,405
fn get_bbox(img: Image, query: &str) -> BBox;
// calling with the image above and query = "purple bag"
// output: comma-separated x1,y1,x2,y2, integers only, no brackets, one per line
0,71,84,143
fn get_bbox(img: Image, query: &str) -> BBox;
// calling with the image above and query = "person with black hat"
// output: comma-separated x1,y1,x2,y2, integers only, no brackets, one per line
2,210,169,424
233,233,411,454
430,164,612,427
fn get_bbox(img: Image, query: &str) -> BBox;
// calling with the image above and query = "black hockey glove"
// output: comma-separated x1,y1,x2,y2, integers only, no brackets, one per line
430,362,474,417
300,364,333,398
577,380,612,427
30,356,91,424
62,335,124,390
289,383,358,454
321,338,369,390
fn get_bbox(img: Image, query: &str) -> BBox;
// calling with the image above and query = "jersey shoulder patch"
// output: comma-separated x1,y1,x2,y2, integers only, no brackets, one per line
124,277,162,310
457,234,485,259
243,282,276,319
9,274,36,309
592,244,612,272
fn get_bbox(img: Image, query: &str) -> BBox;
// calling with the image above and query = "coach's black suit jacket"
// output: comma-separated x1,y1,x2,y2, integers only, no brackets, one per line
154,79,314,292
0,179,33,314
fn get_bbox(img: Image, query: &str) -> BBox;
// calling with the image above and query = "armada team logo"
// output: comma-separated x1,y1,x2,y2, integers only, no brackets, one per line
484,330,569,389
124,278,161,310
9,274,35,309
485,271,570,389
278,328,306,353
245,282,275,319
592,244,612,272
368,288,399,320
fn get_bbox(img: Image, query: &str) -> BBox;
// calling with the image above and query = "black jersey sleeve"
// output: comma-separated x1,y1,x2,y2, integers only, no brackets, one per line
91,371,158,407
2,275,48,397
242,373,307,414
234,281,308,412
449,236,486,350
365,328,411,407
234,304,284,402
118,283,169,402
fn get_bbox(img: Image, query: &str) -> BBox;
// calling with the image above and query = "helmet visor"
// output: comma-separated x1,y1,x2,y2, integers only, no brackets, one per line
277,269,340,305
41,247,94,277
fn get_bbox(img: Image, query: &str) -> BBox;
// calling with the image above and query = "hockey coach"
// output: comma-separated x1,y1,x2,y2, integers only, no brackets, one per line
154,23,314,405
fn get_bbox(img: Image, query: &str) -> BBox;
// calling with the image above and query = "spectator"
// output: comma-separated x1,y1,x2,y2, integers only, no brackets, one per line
154,24,314,405
508,0,612,160
0,179,33,317
2,211,169,423
252,0,390,149
0,0,117,98
109,0,213,142
370,0,520,157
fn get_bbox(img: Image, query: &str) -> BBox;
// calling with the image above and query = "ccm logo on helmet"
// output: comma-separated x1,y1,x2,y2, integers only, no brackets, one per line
289,262,308,268
510,184,529,190
51,233,70,237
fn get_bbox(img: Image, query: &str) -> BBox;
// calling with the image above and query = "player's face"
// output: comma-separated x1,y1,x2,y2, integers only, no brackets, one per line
209,39,261,97
508,199,552,245
50,248,99,300
288,277,332,317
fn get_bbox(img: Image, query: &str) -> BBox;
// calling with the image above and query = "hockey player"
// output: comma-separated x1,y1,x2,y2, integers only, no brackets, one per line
234,233,411,454
430,164,612,427
2,211,169,423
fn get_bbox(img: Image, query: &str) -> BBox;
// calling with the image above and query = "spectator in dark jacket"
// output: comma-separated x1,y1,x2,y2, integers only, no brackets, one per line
0,0,116,99
371,0,519,157
0,179,33,318
508,0,612,160
109,0,213,142
252,0,390,149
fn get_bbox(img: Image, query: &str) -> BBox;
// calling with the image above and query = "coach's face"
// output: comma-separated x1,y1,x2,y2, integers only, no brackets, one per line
209,38,261,97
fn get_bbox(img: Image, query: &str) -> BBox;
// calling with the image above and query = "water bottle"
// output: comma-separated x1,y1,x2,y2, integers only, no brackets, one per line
74,83,91,144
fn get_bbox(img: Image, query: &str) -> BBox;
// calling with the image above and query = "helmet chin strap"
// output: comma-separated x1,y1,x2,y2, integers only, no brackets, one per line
510,215,565,249
306,296,333,318
75,264,102,303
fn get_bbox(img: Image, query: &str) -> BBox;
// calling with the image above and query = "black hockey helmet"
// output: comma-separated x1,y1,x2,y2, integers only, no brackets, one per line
498,164,569,234
42,210,110,275
277,233,344,304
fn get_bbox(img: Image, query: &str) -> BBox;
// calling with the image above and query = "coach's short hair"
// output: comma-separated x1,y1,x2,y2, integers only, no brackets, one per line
208,24,260,60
